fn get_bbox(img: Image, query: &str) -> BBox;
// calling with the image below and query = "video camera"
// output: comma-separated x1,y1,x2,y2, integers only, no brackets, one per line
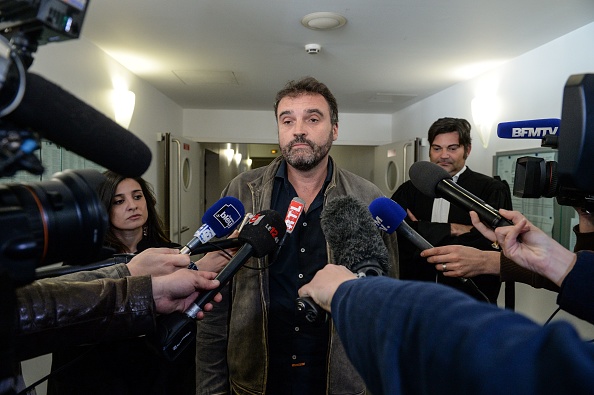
509,74,594,212
0,0,108,287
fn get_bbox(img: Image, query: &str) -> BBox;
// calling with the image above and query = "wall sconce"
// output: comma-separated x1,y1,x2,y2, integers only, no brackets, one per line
112,89,136,129
223,144,235,165
471,79,500,148
234,152,242,167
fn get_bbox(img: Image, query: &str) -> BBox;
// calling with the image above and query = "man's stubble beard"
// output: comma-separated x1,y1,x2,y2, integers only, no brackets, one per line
281,130,334,171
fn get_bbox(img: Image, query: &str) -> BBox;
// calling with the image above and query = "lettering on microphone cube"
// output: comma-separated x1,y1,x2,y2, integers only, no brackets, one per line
372,215,391,233
215,204,242,229
512,126,559,138
197,225,217,243
285,198,305,233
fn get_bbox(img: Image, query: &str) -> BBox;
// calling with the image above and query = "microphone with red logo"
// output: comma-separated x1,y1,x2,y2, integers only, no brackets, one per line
268,197,305,263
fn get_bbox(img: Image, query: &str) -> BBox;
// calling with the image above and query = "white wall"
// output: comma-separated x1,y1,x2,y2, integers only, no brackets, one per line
182,109,393,146
29,36,184,191
393,22,594,176
391,22,594,337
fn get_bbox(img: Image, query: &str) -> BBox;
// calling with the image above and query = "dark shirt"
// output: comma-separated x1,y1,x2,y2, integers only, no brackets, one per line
266,160,331,395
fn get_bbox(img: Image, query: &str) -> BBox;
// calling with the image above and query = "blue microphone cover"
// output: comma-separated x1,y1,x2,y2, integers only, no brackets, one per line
496,118,560,139
202,196,245,237
368,197,407,234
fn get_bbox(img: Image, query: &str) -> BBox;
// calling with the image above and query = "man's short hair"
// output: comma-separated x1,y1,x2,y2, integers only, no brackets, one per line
427,117,472,148
273,76,339,125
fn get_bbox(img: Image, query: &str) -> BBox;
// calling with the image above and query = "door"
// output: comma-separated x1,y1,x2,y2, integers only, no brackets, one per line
159,133,204,246
373,137,429,197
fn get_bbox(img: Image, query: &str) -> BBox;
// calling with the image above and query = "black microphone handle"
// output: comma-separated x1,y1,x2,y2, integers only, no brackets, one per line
396,221,433,250
154,243,255,361
185,243,254,318
436,179,513,228
184,238,244,256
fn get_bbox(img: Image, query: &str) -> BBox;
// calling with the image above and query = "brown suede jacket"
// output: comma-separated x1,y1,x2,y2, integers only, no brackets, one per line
195,156,399,395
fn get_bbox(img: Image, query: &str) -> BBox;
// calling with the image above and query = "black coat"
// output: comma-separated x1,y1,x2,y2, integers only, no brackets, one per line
391,166,512,303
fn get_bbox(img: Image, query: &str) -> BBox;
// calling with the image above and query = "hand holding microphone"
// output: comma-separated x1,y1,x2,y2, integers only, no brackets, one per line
369,197,493,302
298,264,358,314
153,209,286,361
296,195,389,325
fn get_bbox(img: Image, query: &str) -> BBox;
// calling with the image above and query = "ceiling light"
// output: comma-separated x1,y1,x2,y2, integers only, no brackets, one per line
301,12,347,30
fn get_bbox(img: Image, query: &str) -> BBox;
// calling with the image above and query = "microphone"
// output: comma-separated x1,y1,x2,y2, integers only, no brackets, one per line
320,195,390,275
496,118,560,139
284,197,306,234
296,195,390,325
268,197,305,265
408,161,513,229
367,197,494,300
3,72,152,177
181,196,245,257
369,197,432,251
154,209,286,361
185,238,244,256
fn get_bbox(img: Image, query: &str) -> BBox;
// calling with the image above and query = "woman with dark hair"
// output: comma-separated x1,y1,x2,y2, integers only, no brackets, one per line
47,171,231,395
97,170,176,254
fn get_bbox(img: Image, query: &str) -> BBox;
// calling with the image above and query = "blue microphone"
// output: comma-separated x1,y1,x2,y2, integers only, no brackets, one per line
369,197,432,251
497,118,560,139
180,196,245,256
369,197,481,290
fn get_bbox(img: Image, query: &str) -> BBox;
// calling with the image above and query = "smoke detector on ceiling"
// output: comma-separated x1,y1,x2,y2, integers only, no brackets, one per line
305,43,321,54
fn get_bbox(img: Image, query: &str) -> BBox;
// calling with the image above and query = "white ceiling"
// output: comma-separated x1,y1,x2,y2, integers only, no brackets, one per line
79,0,594,114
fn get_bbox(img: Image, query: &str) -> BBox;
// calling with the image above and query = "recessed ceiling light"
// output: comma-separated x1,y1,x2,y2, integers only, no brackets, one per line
301,12,347,30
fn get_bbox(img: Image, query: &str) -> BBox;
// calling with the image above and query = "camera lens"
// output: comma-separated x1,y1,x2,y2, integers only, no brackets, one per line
0,169,108,285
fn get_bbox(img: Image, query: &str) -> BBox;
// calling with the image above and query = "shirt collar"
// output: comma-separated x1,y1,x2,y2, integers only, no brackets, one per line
452,165,467,183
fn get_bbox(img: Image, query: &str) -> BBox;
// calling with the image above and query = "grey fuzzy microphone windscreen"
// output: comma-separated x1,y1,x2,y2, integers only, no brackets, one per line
320,195,390,273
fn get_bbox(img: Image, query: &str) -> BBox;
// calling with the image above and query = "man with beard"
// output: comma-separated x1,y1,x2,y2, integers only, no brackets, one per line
195,77,399,395
391,117,512,303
